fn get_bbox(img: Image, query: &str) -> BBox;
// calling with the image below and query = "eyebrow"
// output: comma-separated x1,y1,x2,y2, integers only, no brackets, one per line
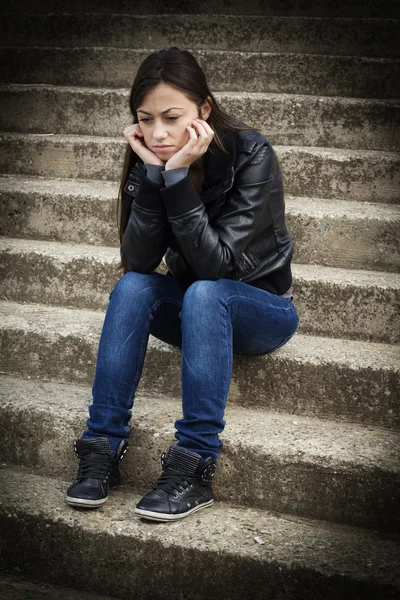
137,107,185,115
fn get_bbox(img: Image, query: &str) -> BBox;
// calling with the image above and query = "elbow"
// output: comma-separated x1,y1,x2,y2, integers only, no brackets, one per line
120,246,142,274
120,246,162,275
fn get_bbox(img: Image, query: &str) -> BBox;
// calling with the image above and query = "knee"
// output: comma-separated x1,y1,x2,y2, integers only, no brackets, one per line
109,271,158,303
182,279,225,314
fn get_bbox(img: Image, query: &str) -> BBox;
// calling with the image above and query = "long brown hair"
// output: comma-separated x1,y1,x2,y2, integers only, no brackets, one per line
117,46,260,273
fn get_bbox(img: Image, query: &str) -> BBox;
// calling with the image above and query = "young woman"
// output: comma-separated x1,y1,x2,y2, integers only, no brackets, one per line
66,47,299,521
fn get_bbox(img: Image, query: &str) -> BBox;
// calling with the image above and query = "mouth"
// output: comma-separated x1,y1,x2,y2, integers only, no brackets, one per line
154,145,172,149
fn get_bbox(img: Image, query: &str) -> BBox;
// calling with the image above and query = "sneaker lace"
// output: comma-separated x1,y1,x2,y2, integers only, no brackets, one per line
153,471,193,496
76,456,112,482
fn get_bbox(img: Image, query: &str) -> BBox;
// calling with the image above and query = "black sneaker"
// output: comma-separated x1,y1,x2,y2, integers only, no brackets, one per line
135,445,216,521
66,437,128,508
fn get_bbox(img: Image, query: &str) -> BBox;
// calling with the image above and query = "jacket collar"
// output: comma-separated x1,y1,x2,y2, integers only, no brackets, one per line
204,130,236,182
199,129,237,203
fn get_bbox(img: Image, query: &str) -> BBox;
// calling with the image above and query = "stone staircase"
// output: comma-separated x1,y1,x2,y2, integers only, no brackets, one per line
0,1,399,598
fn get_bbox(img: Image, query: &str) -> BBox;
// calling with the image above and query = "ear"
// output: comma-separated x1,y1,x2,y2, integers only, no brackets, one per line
201,96,212,120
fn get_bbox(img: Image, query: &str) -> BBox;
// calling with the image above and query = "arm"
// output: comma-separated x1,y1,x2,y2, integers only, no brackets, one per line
120,168,168,273
159,143,277,280
120,164,191,273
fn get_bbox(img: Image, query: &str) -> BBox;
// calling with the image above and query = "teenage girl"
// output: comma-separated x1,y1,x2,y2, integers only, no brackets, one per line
66,47,299,521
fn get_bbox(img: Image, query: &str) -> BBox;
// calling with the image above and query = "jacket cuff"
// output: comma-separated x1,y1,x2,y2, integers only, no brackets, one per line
162,166,189,187
144,163,164,185
134,175,164,211
160,176,203,217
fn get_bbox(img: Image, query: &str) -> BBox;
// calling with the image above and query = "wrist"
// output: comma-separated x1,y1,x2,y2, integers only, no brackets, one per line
165,162,191,171
162,166,189,187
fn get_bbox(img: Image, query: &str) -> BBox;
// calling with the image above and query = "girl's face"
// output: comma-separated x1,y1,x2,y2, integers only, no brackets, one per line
136,82,211,161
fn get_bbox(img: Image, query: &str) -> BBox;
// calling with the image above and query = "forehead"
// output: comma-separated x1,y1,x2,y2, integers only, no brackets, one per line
137,83,193,113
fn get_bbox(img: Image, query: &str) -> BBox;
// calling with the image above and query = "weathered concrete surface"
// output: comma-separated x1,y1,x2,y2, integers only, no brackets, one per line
1,0,399,17
292,263,400,344
0,376,399,530
0,301,399,430
0,176,120,246
1,86,399,152
1,177,399,272
285,196,400,273
0,238,399,343
1,134,399,203
1,47,399,98
0,574,119,600
0,467,400,600
1,14,399,58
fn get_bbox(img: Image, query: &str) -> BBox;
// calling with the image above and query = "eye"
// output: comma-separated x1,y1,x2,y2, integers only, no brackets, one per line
138,117,179,122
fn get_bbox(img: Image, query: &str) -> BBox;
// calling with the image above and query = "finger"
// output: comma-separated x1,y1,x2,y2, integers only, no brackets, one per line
201,121,215,136
187,124,199,142
196,120,214,139
192,120,208,137
192,123,213,153
124,126,138,138
126,123,141,133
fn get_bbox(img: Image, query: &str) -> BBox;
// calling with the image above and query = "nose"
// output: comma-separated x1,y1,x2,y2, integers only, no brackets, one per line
153,123,168,142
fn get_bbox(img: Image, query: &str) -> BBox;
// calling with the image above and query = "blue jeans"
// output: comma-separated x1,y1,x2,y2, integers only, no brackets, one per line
82,271,299,461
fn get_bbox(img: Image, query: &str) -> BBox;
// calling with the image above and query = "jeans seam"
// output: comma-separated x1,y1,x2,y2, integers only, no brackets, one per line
221,293,296,313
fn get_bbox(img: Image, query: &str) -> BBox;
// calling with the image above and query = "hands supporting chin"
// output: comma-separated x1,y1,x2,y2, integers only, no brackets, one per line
123,119,214,171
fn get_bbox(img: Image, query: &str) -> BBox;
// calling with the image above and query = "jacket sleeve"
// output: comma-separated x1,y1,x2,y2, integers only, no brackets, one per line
120,174,169,273
159,143,277,280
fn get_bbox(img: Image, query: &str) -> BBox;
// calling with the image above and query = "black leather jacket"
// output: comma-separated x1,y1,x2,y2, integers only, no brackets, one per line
121,128,293,295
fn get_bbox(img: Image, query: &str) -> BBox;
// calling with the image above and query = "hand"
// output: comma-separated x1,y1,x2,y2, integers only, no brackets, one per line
123,123,165,166
164,119,214,170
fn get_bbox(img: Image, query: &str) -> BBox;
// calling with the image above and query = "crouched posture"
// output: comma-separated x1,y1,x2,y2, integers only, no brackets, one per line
66,47,299,521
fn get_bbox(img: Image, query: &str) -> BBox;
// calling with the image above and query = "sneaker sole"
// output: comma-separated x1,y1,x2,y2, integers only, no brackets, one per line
65,495,108,508
134,498,214,521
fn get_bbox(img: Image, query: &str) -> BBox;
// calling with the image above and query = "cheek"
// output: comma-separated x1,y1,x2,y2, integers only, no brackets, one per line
143,132,151,147
178,125,191,145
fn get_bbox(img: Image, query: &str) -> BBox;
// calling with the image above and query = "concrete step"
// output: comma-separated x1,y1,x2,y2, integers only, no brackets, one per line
0,574,119,600
1,14,398,58
1,376,399,530
1,47,398,99
1,467,399,600
285,196,400,273
1,86,398,152
1,0,399,18
1,237,399,343
1,134,399,203
0,301,398,429
1,176,399,273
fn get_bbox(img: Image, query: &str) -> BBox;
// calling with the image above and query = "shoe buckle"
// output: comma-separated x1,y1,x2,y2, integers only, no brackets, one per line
117,440,129,464
201,463,216,483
